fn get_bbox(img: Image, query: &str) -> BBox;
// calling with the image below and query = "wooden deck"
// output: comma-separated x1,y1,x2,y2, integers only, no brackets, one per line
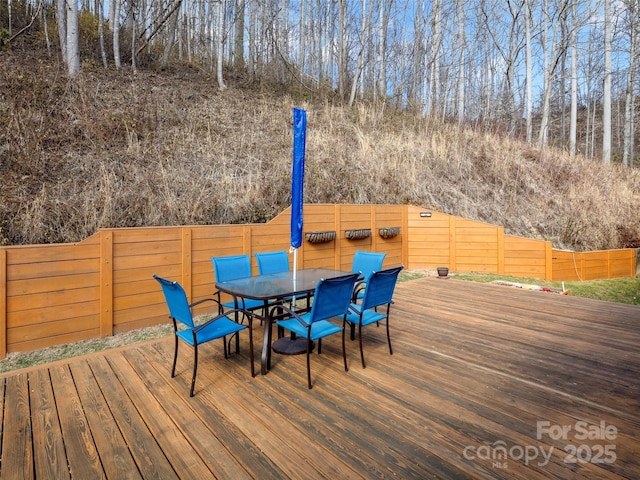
1,277,638,479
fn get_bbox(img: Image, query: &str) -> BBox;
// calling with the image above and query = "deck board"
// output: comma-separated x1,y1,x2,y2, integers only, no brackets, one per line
1,277,638,479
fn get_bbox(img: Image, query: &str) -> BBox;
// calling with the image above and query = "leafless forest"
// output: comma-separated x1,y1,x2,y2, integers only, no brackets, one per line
1,0,639,250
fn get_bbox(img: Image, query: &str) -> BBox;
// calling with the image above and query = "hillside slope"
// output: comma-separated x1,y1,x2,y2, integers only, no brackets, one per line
1,50,639,250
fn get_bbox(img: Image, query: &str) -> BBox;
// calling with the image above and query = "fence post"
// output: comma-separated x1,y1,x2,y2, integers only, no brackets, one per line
99,230,114,338
0,248,6,358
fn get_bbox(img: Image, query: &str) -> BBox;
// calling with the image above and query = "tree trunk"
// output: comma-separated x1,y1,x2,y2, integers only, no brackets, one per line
525,0,532,145
55,0,66,60
456,0,466,123
96,0,108,67
161,1,182,69
131,2,137,73
248,0,256,81
602,0,612,164
622,0,637,167
349,0,371,106
377,0,391,100
234,0,245,69
216,0,227,89
338,0,346,99
113,0,122,68
427,0,441,117
66,0,80,76
569,1,578,157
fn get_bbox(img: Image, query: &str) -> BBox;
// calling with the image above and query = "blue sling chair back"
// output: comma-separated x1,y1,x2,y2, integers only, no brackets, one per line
351,250,386,302
211,254,265,314
153,274,254,397
270,273,359,389
255,250,290,274
344,266,404,368
211,253,270,332
255,250,312,312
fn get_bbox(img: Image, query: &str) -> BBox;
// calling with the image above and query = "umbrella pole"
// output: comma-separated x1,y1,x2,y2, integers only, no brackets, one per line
292,248,298,307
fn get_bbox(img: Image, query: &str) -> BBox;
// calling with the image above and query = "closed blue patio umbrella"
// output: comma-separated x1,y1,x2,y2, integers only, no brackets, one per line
291,108,307,290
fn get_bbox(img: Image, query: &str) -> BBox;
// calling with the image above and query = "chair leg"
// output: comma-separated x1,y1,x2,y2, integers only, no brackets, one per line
171,335,179,378
358,323,366,369
386,319,393,355
342,327,348,372
306,337,313,389
248,325,255,377
226,332,240,355
190,344,199,397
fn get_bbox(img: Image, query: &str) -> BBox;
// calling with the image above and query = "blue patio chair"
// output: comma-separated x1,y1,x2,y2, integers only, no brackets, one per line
351,250,386,302
270,273,359,389
255,250,290,274
212,254,266,316
153,274,254,397
344,266,403,368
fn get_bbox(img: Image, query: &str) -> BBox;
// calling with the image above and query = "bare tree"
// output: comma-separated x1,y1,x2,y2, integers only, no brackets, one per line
426,0,442,117
377,0,392,100
161,0,183,69
537,0,570,150
569,0,577,157
55,0,66,60
455,0,466,122
113,0,122,68
349,0,373,106
234,0,245,69
66,0,80,76
525,0,533,144
602,0,612,163
216,0,226,89
622,0,637,167
338,0,347,99
96,0,108,67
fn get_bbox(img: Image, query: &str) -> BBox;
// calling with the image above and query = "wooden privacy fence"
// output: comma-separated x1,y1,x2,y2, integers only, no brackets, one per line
0,204,636,357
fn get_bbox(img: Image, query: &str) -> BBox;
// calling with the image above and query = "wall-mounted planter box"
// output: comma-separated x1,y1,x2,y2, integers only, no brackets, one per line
305,231,336,244
379,227,401,239
345,228,372,240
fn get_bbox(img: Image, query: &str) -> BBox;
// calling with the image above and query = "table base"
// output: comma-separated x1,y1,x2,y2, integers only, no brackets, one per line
272,337,314,355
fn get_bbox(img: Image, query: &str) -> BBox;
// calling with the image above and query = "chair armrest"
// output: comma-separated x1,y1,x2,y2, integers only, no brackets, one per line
348,304,362,314
193,308,252,334
352,281,366,302
189,297,221,309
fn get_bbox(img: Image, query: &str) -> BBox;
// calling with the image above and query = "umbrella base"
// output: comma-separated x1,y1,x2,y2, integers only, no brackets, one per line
272,337,315,355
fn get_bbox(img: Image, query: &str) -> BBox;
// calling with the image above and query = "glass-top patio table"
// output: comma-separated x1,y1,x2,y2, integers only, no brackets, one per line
215,268,353,375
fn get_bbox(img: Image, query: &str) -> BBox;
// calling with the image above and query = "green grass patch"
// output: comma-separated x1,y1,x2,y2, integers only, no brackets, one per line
399,270,639,305
449,273,640,305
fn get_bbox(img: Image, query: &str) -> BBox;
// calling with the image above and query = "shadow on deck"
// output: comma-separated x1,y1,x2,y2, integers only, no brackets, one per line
1,277,638,479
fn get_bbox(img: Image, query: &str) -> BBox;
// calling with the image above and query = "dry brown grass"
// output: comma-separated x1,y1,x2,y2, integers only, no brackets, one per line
1,49,639,250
